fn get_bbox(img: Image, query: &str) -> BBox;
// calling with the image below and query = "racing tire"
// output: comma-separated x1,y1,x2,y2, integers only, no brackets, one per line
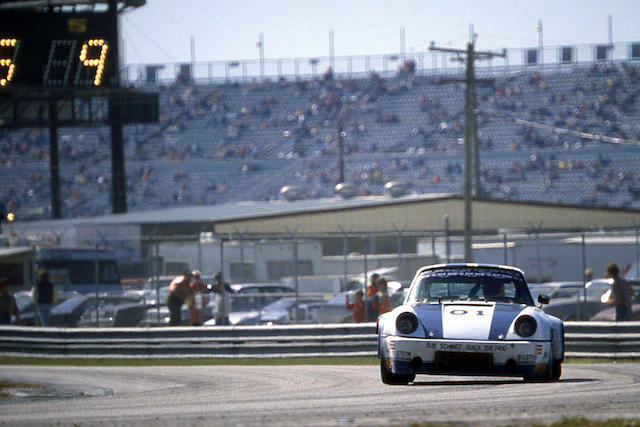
380,358,415,385
549,360,562,381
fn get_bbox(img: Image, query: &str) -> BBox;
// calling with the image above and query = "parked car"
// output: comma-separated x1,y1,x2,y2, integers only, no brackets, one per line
15,290,90,327
221,297,312,326
542,279,613,321
529,281,585,302
76,294,148,327
377,263,564,384
141,282,295,326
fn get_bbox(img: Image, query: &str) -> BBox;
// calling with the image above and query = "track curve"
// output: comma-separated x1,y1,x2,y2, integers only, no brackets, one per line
1,363,640,426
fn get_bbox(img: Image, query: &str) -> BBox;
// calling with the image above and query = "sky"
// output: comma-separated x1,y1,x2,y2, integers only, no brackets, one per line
120,0,640,66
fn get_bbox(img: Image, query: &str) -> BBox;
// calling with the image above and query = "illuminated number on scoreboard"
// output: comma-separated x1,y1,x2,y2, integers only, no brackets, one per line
76,39,108,86
0,38,19,87
44,40,77,86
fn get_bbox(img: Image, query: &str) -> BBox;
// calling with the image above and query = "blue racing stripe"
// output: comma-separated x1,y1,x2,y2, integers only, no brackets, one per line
415,303,443,338
489,304,523,339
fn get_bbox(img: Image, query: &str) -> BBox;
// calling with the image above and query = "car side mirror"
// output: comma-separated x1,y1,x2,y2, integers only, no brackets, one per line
538,294,550,306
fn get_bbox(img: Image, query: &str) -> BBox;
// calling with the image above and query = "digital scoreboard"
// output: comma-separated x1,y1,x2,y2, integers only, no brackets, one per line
0,11,118,88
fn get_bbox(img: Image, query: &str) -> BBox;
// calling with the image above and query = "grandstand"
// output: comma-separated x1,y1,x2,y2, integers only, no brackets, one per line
2,50,640,221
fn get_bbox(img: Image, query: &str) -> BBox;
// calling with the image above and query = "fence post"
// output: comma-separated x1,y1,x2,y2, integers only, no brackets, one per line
445,215,451,263
363,234,368,294
94,246,100,327
342,231,348,290
579,232,587,320
503,234,508,265
154,238,161,325
636,226,639,277
293,232,299,322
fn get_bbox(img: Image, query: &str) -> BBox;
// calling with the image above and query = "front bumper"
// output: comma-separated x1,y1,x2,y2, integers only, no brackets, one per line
381,335,552,378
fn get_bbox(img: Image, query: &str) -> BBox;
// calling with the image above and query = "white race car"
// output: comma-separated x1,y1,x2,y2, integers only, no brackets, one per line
377,264,564,384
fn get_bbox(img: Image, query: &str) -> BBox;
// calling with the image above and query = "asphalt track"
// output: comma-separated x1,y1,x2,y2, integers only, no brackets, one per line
1,363,640,426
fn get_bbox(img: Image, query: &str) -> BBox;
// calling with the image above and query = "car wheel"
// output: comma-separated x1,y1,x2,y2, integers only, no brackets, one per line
548,360,562,381
380,357,415,385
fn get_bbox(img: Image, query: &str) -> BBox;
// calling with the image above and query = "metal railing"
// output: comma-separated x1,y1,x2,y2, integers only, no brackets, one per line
123,41,640,85
1,321,639,359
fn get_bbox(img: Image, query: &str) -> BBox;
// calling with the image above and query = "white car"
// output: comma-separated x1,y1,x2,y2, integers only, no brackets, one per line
377,264,564,385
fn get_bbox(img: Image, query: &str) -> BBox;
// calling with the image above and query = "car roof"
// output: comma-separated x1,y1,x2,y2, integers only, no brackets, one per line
416,263,525,276
229,283,294,292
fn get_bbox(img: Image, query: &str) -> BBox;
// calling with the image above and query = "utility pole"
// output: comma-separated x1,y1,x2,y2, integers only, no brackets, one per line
429,41,505,262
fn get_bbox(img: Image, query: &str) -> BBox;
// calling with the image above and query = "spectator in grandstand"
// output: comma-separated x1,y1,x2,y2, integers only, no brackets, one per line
188,270,209,326
212,272,231,326
604,262,633,321
167,270,193,326
0,278,20,325
33,269,56,327
345,289,365,323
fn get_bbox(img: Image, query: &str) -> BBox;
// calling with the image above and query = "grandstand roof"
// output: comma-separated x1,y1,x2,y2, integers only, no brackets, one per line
7,194,640,239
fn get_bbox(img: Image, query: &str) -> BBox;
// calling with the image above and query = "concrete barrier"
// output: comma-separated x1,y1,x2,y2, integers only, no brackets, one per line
1,321,639,359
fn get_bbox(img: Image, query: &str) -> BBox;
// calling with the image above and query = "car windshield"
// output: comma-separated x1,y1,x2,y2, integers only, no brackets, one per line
406,266,534,305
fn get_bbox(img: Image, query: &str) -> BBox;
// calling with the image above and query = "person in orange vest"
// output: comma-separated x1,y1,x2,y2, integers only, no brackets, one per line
371,277,392,315
188,270,209,326
365,273,380,321
345,289,365,323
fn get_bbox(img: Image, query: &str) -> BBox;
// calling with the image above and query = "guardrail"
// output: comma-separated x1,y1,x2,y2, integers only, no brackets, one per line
1,321,639,359
0,323,377,359
564,321,640,358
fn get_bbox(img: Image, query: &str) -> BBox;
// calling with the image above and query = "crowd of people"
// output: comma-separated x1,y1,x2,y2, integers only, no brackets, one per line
344,272,394,323
2,61,640,220
166,270,232,326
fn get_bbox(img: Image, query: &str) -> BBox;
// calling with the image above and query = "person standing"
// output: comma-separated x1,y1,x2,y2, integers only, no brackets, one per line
34,269,56,326
605,262,633,321
0,278,20,325
345,289,365,323
188,270,209,326
365,273,380,322
167,270,192,326
212,272,231,326
371,277,392,316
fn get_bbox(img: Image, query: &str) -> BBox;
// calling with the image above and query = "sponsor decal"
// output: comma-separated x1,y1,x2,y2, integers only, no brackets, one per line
517,353,536,362
435,342,508,352
395,350,411,360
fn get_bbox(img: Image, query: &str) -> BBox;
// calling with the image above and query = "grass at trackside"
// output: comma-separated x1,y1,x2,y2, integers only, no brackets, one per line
0,356,379,366
535,420,640,427
410,419,640,427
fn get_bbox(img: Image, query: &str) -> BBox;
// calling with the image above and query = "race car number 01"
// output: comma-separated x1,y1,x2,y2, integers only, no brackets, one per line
450,309,485,316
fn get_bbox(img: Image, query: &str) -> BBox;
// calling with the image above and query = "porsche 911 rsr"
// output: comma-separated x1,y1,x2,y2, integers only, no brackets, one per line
377,264,564,385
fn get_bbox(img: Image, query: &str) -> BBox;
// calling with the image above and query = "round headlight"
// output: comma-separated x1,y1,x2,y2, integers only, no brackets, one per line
396,312,419,335
514,315,537,337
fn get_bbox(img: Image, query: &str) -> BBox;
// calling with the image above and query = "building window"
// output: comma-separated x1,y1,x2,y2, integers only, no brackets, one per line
266,260,313,281
560,46,574,63
631,43,640,60
595,45,610,62
525,48,538,66
230,262,255,282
